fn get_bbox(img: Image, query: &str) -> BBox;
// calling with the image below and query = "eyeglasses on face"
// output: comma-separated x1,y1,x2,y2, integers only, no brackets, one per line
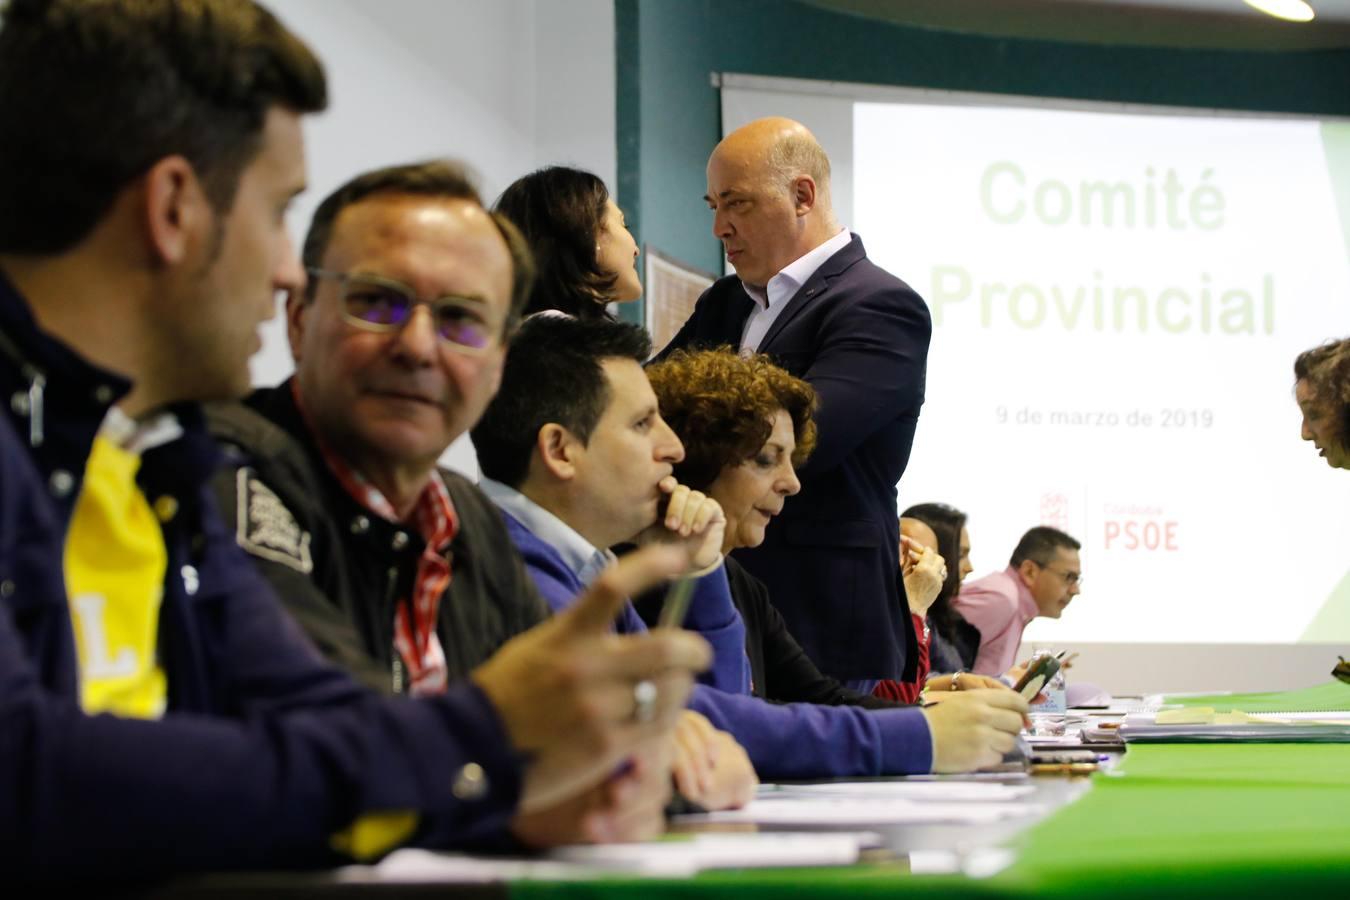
306,267,502,354
1037,563,1083,588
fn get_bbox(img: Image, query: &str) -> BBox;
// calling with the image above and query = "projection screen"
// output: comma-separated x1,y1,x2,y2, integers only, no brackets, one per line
720,74,1350,677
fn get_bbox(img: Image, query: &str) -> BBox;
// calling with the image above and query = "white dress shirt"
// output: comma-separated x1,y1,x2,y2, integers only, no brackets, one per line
739,228,851,352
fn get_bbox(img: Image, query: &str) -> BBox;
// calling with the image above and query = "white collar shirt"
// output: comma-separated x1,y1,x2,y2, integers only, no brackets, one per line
739,228,851,352
479,477,615,586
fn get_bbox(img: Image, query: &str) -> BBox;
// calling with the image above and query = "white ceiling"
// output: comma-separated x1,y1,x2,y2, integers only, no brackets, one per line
805,0,1350,49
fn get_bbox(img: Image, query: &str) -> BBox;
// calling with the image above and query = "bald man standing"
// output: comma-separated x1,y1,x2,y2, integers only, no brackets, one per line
657,117,932,691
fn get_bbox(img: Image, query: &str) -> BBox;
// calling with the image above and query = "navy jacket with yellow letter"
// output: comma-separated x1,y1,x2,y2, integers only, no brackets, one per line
0,273,524,880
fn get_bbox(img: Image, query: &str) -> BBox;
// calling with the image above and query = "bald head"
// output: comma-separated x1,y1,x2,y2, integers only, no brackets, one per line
715,118,832,203
900,517,939,552
705,117,840,287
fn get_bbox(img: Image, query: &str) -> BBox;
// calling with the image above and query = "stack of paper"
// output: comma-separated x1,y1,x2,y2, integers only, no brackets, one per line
340,832,875,882
678,780,1040,828
551,832,872,875
770,781,1035,801
340,781,1042,882
1119,707,1350,743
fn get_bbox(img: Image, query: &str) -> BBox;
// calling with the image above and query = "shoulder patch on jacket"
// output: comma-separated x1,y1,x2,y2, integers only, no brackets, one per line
235,467,313,573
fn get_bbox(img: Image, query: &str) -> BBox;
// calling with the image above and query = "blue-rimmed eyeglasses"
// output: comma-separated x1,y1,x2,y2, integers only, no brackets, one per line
307,267,502,354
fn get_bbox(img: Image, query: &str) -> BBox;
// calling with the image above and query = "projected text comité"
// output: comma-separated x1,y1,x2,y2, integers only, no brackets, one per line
927,160,1276,336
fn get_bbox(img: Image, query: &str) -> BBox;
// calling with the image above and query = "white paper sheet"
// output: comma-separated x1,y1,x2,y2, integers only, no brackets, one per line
762,781,1035,801
340,832,875,882
679,796,1038,827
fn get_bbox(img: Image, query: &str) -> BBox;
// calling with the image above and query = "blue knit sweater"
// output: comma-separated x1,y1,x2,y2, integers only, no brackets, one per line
500,509,934,778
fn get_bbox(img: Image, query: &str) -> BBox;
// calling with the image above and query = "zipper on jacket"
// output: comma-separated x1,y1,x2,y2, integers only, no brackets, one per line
384,565,402,694
25,368,45,447
0,321,49,449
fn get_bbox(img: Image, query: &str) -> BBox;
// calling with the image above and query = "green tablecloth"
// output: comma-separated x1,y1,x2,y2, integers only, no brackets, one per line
1163,679,1350,714
993,744,1350,899
512,684,1350,899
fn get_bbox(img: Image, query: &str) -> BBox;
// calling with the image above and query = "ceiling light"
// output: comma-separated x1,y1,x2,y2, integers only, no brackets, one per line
1242,0,1316,22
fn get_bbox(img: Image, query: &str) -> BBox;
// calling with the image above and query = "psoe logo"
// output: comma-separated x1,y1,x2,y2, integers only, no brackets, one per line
1039,492,1070,532
1104,508,1180,552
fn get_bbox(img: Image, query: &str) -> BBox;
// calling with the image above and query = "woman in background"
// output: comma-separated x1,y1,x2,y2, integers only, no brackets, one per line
1294,337,1350,471
494,166,639,319
645,348,905,709
872,512,1005,701
903,503,984,675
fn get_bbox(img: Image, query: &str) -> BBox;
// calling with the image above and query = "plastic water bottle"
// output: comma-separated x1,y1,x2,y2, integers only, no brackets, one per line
1027,647,1067,718
1042,656,1068,714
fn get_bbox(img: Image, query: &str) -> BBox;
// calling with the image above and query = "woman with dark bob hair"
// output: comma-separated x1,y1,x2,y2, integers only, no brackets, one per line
640,348,911,707
494,166,640,319
901,502,983,675
1294,337,1350,471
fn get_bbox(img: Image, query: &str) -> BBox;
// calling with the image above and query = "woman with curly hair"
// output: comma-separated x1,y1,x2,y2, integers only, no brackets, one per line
493,166,639,320
643,348,908,708
1294,337,1350,470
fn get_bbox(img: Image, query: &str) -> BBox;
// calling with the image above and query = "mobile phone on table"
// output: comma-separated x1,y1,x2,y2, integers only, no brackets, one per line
1013,654,1062,701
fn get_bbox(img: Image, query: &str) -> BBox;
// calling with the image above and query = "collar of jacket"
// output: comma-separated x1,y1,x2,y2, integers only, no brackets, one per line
244,380,429,562
0,267,229,518
751,233,867,350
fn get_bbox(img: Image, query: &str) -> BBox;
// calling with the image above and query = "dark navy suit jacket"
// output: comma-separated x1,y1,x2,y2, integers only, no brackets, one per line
656,235,931,682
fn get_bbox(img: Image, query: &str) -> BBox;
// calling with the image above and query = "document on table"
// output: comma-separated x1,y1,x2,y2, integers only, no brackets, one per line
680,793,1036,831
339,833,876,882
1119,707,1350,742
763,780,1036,801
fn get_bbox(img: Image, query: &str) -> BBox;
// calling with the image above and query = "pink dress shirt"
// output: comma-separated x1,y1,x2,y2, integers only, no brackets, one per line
951,566,1039,676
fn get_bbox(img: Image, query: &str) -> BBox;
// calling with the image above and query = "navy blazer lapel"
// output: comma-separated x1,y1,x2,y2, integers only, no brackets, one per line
757,234,866,350
722,286,756,342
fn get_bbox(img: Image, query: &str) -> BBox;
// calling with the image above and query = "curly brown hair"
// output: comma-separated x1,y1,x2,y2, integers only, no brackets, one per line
647,348,817,492
1295,337,1350,450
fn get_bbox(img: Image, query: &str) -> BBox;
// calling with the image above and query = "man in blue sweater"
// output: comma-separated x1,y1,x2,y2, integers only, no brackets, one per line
471,315,1028,778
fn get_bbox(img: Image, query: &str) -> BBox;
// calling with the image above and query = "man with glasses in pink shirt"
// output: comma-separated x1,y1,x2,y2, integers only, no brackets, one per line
953,527,1083,677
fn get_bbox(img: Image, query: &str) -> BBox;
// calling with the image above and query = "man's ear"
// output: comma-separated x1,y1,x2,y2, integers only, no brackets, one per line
1016,559,1040,588
792,175,817,217
142,155,210,267
537,423,580,481
285,290,310,364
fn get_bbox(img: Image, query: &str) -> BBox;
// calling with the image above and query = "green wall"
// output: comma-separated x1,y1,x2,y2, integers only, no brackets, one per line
615,0,1350,321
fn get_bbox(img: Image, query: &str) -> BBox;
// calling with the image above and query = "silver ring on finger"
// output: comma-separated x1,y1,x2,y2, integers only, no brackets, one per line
632,679,658,724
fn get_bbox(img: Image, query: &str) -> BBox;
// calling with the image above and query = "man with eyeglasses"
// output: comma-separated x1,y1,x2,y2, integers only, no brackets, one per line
207,160,747,834
209,161,546,696
953,526,1083,677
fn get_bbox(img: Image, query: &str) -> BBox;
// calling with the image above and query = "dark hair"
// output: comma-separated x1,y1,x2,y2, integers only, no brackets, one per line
472,315,651,487
1295,337,1350,451
647,348,816,491
302,160,535,332
1010,526,1081,568
494,166,618,320
903,502,966,609
0,0,327,255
